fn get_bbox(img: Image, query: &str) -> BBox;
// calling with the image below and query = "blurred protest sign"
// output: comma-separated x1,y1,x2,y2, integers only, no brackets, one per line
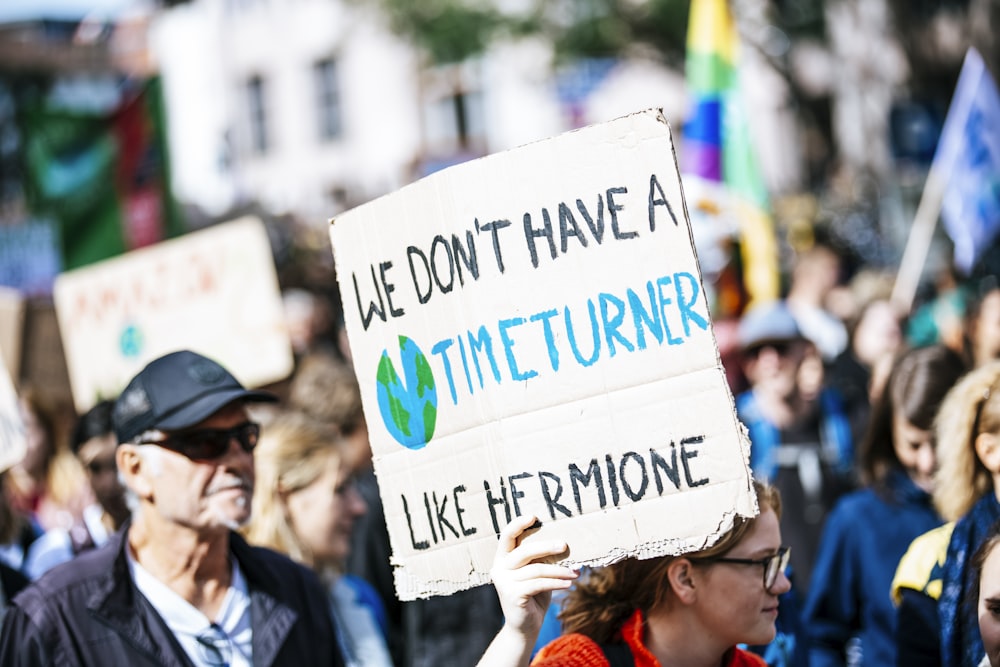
0,287,25,384
894,48,1000,309
0,354,27,474
54,217,293,413
330,109,756,599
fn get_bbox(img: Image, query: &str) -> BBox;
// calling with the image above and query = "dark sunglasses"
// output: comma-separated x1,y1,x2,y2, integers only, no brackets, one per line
702,545,791,592
140,422,260,461
746,341,794,358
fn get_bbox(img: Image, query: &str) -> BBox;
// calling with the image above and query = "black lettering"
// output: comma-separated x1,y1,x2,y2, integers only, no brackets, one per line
523,210,556,268
619,451,649,501
650,445,681,493
648,173,679,231
477,218,511,273
452,230,479,284
379,261,404,318
605,454,621,507
353,268,386,331
576,195,606,244
430,235,456,294
402,494,429,550
558,202,587,253
423,491,438,544
569,459,606,513
433,490,460,539
539,471,573,519
453,485,476,536
407,246,433,304
607,187,636,240
509,472,532,517
681,436,709,487
484,478,512,536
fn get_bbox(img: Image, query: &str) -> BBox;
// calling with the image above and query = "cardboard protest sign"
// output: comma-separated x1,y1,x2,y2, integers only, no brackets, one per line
0,287,24,385
54,217,293,412
330,109,756,600
0,354,26,474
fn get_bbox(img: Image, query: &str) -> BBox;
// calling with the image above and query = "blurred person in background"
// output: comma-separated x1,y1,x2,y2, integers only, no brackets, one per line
245,410,392,667
8,389,91,537
0,350,342,665
736,300,854,594
288,352,403,661
802,345,966,667
964,280,1000,369
785,242,849,364
0,473,31,610
973,528,1000,667
892,360,1000,667
825,298,905,448
23,399,130,579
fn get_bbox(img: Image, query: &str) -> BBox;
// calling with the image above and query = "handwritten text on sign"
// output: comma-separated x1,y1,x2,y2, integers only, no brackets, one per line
330,110,755,599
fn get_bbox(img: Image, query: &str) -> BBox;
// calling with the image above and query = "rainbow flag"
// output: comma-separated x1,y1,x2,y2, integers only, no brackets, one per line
682,0,779,312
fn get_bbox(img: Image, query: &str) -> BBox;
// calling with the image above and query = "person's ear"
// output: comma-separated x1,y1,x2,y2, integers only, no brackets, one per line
117,445,153,501
977,432,1000,472
667,558,698,604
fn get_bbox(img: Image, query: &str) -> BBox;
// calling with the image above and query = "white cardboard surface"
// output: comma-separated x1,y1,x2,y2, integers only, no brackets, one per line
329,109,756,599
53,217,294,412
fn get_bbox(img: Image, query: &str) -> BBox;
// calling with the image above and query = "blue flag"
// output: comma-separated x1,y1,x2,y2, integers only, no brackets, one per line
936,48,1000,273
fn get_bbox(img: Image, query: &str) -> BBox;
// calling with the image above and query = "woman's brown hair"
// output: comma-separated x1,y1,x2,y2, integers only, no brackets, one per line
557,481,781,643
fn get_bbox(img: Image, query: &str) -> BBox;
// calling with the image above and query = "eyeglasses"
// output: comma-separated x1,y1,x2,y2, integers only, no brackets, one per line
139,422,260,461
705,545,791,591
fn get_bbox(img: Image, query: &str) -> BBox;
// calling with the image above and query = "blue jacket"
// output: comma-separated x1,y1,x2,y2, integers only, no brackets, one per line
802,469,942,667
736,387,854,481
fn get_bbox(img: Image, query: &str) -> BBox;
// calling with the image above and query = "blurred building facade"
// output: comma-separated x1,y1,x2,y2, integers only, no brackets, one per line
150,0,693,226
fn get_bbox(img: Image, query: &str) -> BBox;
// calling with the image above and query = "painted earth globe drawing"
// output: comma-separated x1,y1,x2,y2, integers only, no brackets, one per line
376,335,438,449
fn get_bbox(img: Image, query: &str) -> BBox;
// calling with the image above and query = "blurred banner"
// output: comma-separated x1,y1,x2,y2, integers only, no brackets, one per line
19,76,181,271
681,0,779,315
0,219,61,295
53,217,294,413
936,48,1000,275
0,287,24,384
0,353,26,474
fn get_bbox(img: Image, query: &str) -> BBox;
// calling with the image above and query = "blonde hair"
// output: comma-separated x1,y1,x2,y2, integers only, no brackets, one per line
558,481,781,643
933,360,1000,521
244,411,345,570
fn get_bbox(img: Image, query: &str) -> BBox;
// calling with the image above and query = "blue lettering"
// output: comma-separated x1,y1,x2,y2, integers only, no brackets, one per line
674,272,709,336
565,299,601,366
629,283,663,350
530,309,560,371
499,317,538,381
468,326,502,387
431,338,458,404
656,276,684,345
599,292,634,357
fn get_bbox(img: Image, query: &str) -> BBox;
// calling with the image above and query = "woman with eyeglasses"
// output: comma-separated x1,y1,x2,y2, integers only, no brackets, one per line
485,480,788,667
892,360,1000,667
801,345,965,667
244,410,392,667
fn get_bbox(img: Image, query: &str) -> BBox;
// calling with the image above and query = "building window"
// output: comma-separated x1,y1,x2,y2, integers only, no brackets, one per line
246,74,268,155
313,57,342,142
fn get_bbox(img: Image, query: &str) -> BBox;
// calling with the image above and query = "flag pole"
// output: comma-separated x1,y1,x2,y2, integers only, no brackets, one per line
890,165,948,314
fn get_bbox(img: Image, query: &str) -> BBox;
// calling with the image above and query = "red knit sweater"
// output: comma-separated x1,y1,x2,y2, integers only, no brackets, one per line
531,609,767,667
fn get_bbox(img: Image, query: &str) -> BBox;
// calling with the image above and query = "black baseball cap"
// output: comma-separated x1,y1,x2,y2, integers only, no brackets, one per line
113,350,277,444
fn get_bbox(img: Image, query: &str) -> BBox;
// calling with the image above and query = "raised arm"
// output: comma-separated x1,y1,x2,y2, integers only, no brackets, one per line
476,514,578,667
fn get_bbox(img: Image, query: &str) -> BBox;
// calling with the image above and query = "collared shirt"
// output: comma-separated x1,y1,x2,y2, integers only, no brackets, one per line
128,550,252,667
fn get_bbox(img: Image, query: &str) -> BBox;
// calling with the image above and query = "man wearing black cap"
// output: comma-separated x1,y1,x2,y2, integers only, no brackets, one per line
0,350,343,666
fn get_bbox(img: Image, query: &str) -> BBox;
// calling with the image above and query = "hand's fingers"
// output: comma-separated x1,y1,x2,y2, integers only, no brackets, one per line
499,561,578,584
501,539,570,570
496,514,541,557
502,576,575,604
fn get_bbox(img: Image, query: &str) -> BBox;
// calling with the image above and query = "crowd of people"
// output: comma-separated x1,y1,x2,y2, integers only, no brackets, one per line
0,242,999,667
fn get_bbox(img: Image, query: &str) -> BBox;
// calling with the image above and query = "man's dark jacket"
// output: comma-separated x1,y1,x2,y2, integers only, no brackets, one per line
0,528,343,666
